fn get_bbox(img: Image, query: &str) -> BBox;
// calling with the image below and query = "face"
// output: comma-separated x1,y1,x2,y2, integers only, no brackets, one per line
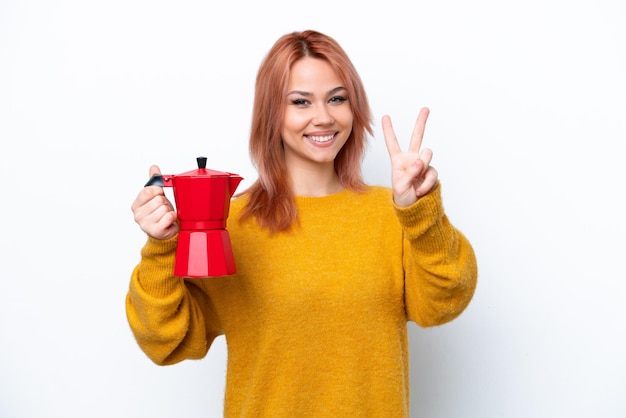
281,57,353,170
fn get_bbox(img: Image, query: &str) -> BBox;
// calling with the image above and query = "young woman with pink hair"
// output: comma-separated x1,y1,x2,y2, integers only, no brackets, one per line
127,29,477,417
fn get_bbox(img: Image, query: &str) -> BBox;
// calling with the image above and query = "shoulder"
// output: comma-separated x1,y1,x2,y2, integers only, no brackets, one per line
230,193,249,213
363,185,392,199
343,185,396,218
355,185,394,206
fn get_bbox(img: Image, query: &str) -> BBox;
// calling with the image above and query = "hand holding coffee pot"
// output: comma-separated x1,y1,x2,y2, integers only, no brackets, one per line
132,157,243,277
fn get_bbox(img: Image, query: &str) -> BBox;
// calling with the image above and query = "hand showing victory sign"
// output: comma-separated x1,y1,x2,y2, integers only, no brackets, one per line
383,107,439,207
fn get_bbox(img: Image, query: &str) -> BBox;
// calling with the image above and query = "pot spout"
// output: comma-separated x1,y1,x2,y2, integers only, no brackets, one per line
229,175,243,196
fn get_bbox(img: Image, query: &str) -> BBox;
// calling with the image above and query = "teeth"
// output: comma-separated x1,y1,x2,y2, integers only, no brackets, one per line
308,134,334,143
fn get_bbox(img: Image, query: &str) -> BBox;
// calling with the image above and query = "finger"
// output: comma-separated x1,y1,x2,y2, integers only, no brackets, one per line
149,164,161,177
155,210,177,230
415,167,439,197
146,193,173,213
143,208,178,240
144,165,164,188
419,148,433,168
391,159,425,207
131,184,169,216
132,190,164,221
382,115,402,157
149,199,175,223
131,186,159,212
136,195,176,232
408,107,430,154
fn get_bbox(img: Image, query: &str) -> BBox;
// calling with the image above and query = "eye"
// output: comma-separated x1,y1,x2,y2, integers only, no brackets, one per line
291,98,310,106
329,96,348,104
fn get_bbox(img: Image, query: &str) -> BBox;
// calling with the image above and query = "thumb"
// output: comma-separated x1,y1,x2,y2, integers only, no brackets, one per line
149,165,161,177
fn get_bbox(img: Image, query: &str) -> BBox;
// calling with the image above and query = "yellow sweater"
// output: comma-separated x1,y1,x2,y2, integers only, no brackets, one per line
126,184,477,417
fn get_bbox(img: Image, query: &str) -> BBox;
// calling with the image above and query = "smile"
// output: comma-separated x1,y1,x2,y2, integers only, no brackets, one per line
306,134,335,143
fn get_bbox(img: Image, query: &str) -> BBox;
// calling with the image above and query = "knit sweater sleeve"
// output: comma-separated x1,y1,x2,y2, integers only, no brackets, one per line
393,183,478,327
125,235,222,365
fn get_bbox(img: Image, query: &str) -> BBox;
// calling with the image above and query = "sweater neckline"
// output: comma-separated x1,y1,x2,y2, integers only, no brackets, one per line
294,188,354,202
293,188,361,210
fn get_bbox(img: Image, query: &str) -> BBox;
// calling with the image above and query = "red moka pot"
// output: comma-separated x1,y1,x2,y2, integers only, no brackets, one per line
145,157,243,277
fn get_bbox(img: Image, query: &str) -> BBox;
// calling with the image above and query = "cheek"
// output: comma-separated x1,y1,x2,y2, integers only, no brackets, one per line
282,110,309,134
338,109,354,131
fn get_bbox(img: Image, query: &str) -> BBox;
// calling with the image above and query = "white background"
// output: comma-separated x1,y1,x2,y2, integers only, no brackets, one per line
1,0,625,417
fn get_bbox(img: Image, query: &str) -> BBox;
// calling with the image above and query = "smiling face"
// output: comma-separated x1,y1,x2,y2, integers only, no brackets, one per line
281,57,354,173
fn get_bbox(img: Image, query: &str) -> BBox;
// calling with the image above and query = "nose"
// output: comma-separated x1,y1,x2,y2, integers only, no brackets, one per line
312,104,335,126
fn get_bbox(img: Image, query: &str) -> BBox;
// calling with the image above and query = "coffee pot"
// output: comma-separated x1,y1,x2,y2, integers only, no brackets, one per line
145,156,243,277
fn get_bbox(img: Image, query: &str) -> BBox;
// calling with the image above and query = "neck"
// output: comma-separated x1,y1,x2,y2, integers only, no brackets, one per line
288,163,344,197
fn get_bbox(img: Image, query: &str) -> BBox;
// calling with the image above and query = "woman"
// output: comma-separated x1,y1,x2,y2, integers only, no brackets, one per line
127,29,477,417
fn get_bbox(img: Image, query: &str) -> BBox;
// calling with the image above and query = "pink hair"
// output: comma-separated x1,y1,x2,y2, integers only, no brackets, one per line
239,30,373,233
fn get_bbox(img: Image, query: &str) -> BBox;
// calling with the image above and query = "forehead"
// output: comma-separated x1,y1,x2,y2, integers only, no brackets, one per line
288,57,343,90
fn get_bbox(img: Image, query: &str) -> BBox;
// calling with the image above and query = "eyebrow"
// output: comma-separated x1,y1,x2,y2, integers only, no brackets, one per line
287,86,347,96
